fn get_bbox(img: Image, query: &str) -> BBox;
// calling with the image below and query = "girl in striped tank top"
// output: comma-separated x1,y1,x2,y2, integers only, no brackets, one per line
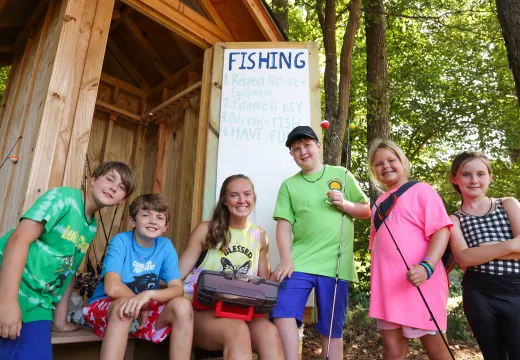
179,174,284,359
449,151,520,360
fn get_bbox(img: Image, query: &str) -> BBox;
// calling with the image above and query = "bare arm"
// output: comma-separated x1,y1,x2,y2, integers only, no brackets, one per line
0,219,44,339
178,222,207,279
327,190,371,219
257,228,270,279
104,272,139,299
449,215,520,268
52,279,80,332
499,197,520,259
340,201,371,219
117,279,184,320
407,226,451,287
270,219,293,282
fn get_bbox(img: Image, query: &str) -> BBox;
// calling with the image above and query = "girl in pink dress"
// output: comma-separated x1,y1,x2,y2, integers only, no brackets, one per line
367,139,453,360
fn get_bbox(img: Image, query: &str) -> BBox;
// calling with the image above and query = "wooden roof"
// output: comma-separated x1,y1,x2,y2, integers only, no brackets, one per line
0,0,284,91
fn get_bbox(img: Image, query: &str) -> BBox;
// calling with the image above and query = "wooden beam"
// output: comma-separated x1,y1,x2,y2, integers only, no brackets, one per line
96,100,142,123
0,46,13,53
122,16,172,79
150,58,203,96
61,0,117,189
241,0,282,41
101,114,117,161
121,0,233,49
190,47,213,229
149,81,202,118
101,72,147,97
195,0,230,34
14,0,50,50
168,31,199,64
106,38,150,91
109,6,133,33
152,122,169,193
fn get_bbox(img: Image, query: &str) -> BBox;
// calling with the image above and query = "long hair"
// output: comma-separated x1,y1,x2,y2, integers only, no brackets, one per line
450,151,492,195
205,174,255,251
367,139,411,191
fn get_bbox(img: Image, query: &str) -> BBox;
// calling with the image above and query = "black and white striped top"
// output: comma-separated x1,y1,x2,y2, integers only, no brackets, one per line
454,198,520,275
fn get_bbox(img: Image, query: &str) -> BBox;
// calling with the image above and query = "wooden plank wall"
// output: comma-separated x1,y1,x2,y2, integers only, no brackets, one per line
0,0,116,234
0,0,63,233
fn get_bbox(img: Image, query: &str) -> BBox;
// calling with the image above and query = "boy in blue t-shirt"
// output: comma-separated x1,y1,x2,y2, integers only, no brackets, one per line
83,194,193,360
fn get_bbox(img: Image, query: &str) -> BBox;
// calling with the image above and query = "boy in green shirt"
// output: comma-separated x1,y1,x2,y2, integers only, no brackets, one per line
270,126,370,360
0,161,136,360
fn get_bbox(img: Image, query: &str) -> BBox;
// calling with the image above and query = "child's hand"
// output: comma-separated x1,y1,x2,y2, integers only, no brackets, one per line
270,258,294,283
327,190,347,210
406,264,428,287
52,322,81,332
135,308,149,330
0,299,22,340
118,291,153,320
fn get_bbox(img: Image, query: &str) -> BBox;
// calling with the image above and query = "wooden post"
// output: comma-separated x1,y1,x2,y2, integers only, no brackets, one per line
0,0,116,232
22,0,116,212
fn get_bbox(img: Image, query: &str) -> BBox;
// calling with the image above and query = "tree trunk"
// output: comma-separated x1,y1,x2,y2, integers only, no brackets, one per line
322,0,361,165
271,0,289,37
495,0,520,106
365,0,390,147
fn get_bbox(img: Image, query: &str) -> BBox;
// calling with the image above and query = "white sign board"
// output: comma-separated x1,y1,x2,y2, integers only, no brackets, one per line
216,48,311,272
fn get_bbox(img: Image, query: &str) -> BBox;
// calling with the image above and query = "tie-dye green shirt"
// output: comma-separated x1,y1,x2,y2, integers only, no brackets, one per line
0,187,97,323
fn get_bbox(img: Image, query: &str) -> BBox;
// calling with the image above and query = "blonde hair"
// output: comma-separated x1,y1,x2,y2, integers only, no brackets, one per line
367,139,411,190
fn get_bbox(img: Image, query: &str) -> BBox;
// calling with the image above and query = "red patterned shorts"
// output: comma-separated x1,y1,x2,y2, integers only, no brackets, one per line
83,299,171,343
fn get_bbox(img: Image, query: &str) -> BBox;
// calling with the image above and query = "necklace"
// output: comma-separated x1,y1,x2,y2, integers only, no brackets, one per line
300,165,326,183
460,198,493,217
132,232,157,260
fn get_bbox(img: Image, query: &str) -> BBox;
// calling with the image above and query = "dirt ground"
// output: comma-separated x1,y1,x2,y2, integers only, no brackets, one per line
302,323,483,360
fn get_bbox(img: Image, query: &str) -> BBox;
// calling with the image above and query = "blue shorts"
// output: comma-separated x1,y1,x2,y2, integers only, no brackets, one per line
0,320,52,360
271,271,349,338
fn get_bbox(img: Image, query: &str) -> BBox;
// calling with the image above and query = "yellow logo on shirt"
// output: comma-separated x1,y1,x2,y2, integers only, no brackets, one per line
328,179,343,191
61,225,89,252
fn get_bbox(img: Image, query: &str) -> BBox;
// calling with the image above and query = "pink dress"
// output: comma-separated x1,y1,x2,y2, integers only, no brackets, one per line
368,182,453,331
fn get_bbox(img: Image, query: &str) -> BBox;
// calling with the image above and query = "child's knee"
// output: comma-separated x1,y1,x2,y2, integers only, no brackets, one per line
167,297,193,320
107,299,132,323
226,320,250,342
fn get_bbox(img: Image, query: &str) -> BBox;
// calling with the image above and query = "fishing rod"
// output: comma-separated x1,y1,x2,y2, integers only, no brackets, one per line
320,119,455,360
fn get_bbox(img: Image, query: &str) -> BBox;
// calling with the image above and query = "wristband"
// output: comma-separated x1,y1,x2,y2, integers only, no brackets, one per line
419,262,433,279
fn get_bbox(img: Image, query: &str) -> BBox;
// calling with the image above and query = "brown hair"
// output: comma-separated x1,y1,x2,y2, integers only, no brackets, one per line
367,139,411,190
205,174,255,251
129,194,170,224
91,161,136,198
450,151,492,195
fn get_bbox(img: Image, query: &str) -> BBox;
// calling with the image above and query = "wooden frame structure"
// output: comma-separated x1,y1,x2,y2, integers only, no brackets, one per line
0,0,301,358
0,0,284,250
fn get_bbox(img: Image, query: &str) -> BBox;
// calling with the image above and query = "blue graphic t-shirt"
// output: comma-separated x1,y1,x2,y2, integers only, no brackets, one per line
88,231,181,304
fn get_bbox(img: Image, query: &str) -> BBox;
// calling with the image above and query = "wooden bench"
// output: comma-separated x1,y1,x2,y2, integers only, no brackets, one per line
51,328,242,360
52,328,135,360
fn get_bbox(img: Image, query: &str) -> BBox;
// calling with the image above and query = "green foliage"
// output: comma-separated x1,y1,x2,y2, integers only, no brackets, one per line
0,66,10,105
286,2,518,345
447,301,475,341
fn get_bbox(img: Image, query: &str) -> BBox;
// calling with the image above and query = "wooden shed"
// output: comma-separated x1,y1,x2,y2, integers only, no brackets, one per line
0,0,286,253
0,0,323,358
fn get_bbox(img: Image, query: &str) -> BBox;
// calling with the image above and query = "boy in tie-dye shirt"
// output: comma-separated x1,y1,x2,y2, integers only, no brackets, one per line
0,162,135,360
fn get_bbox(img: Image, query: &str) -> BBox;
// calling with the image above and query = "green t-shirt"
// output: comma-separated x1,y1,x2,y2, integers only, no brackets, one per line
0,187,97,323
273,165,368,281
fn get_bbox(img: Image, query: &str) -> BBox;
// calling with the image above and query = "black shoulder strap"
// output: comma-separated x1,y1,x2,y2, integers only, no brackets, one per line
373,180,419,232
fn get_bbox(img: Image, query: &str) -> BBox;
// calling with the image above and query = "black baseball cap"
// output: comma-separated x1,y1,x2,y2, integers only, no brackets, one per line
285,126,319,148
